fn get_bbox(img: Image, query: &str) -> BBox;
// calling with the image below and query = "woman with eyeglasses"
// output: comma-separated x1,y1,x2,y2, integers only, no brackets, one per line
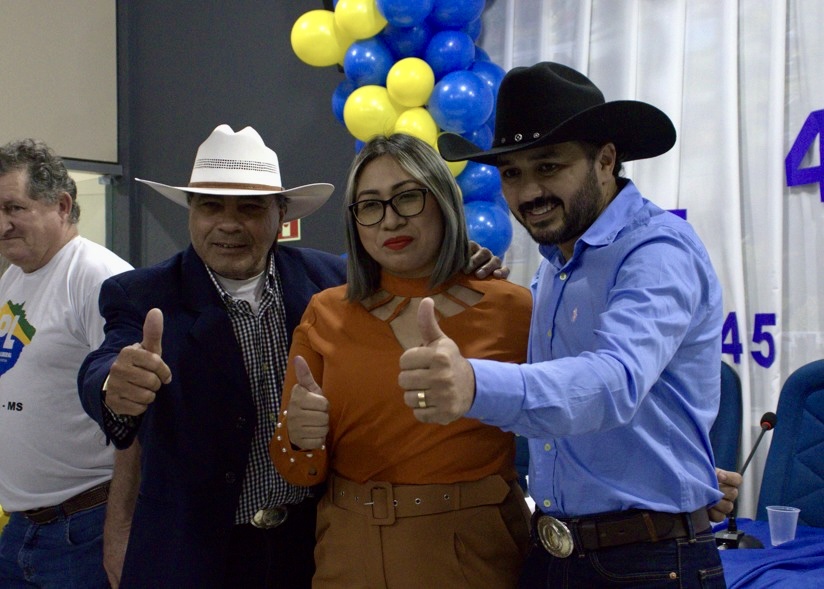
269,133,532,588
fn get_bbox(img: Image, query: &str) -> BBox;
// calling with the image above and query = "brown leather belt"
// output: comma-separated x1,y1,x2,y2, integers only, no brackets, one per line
330,474,513,526
532,507,710,554
23,481,111,525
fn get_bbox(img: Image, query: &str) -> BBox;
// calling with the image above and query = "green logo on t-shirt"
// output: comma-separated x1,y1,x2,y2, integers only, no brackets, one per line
0,301,36,375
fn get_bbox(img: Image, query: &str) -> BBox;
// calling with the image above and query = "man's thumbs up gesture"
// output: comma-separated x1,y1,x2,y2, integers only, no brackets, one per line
399,298,476,425
286,356,330,450
104,308,172,416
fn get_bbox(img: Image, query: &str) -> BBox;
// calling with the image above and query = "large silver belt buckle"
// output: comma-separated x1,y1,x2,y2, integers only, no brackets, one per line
251,506,288,529
536,515,575,558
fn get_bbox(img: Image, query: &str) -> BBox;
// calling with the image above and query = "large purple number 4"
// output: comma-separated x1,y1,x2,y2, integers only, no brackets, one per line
785,109,824,202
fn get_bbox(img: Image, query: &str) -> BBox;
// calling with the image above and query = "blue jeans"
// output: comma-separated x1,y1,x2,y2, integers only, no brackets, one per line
519,528,726,588
0,504,108,588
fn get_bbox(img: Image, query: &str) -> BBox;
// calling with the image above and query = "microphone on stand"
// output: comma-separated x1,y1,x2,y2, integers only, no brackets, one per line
715,411,777,550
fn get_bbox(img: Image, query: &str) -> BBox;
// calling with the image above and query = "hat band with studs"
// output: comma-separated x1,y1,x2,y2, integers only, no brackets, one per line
188,181,284,191
498,131,543,146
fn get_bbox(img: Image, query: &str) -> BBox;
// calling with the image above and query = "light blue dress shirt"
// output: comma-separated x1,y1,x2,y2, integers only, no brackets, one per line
468,180,724,516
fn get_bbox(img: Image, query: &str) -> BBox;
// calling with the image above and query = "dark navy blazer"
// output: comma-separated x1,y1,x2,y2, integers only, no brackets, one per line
78,244,345,587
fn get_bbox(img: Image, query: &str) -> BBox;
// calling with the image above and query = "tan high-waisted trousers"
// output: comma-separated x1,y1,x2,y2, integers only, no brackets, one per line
312,474,531,588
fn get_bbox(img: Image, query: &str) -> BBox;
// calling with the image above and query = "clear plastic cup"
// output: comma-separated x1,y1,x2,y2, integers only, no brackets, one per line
766,505,801,546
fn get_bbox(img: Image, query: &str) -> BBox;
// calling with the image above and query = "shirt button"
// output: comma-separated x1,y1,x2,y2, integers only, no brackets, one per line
559,272,568,281
225,472,237,484
261,362,269,372
544,443,552,452
543,499,552,508
546,329,552,338
236,417,247,430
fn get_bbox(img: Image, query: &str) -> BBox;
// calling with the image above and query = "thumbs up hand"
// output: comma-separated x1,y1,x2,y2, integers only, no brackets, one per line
398,298,476,425
104,308,172,416
286,356,330,450
140,307,164,355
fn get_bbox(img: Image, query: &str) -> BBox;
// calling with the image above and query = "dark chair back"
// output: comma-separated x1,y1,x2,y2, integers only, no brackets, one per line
756,359,824,527
710,361,743,472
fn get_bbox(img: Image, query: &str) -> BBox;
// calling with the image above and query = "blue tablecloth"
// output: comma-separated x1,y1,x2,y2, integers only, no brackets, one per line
716,519,824,588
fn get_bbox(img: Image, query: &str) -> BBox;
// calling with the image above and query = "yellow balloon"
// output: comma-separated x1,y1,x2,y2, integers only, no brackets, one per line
343,85,400,142
387,58,435,108
334,0,388,40
291,10,353,67
0,506,8,533
394,107,439,147
445,159,468,177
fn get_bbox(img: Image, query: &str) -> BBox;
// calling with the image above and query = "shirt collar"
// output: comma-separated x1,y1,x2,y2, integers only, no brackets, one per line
205,251,277,305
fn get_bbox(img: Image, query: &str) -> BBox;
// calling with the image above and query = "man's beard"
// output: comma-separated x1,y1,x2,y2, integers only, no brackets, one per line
513,164,605,247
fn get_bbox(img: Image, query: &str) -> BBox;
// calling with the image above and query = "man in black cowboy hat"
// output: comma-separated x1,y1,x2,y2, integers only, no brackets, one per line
399,62,736,587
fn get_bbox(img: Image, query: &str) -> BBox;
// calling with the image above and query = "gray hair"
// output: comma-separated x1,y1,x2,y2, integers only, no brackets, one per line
344,134,471,301
0,138,79,223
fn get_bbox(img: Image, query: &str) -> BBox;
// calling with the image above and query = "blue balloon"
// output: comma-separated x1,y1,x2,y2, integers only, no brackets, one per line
474,45,491,62
470,60,506,98
463,16,483,41
343,37,395,87
493,192,510,212
457,160,501,202
461,123,493,151
427,70,493,133
355,139,365,154
377,0,434,28
424,30,475,80
464,200,513,258
485,106,496,130
430,0,485,29
380,22,433,59
332,79,357,124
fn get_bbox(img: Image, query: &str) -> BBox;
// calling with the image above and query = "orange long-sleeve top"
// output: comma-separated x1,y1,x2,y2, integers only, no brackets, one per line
270,272,532,486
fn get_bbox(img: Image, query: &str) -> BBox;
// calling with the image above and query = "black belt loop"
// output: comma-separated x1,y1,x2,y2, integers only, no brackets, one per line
572,518,595,555
685,508,711,541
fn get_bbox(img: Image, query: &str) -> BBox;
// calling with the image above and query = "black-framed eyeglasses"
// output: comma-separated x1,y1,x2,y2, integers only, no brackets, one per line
348,188,429,227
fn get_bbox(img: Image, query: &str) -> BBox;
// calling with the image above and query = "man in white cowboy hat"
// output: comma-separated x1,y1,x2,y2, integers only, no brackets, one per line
399,62,740,587
76,124,347,588
77,124,505,588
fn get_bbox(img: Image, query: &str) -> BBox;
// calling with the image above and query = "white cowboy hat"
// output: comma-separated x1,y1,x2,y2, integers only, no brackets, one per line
136,124,334,222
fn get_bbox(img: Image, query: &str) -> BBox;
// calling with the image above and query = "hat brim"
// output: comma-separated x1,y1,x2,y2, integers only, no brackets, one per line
439,101,676,165
136,178,335,222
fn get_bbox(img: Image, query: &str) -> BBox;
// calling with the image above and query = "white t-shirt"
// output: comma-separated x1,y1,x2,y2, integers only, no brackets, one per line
0,236,132,511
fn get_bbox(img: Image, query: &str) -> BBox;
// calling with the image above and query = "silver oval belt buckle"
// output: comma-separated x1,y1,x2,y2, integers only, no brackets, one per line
251,506,288,529
536,515,575,558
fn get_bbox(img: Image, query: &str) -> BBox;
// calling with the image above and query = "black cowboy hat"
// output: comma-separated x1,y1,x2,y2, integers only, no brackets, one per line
438,61,676,165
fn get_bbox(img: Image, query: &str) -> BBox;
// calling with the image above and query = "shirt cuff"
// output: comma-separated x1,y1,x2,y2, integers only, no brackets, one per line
466,358,526,427
101,391,141,449
269,411,328,486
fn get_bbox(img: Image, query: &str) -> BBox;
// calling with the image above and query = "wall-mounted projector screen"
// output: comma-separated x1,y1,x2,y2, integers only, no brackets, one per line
0,0,117,164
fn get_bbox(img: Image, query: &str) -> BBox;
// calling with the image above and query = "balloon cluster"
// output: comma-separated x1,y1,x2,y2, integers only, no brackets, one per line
290,0,512,257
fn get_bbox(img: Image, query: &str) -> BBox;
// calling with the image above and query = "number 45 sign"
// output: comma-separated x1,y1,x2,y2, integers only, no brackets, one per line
786,109,824,201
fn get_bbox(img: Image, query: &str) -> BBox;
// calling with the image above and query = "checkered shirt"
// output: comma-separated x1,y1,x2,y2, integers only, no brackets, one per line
205,254,311,524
